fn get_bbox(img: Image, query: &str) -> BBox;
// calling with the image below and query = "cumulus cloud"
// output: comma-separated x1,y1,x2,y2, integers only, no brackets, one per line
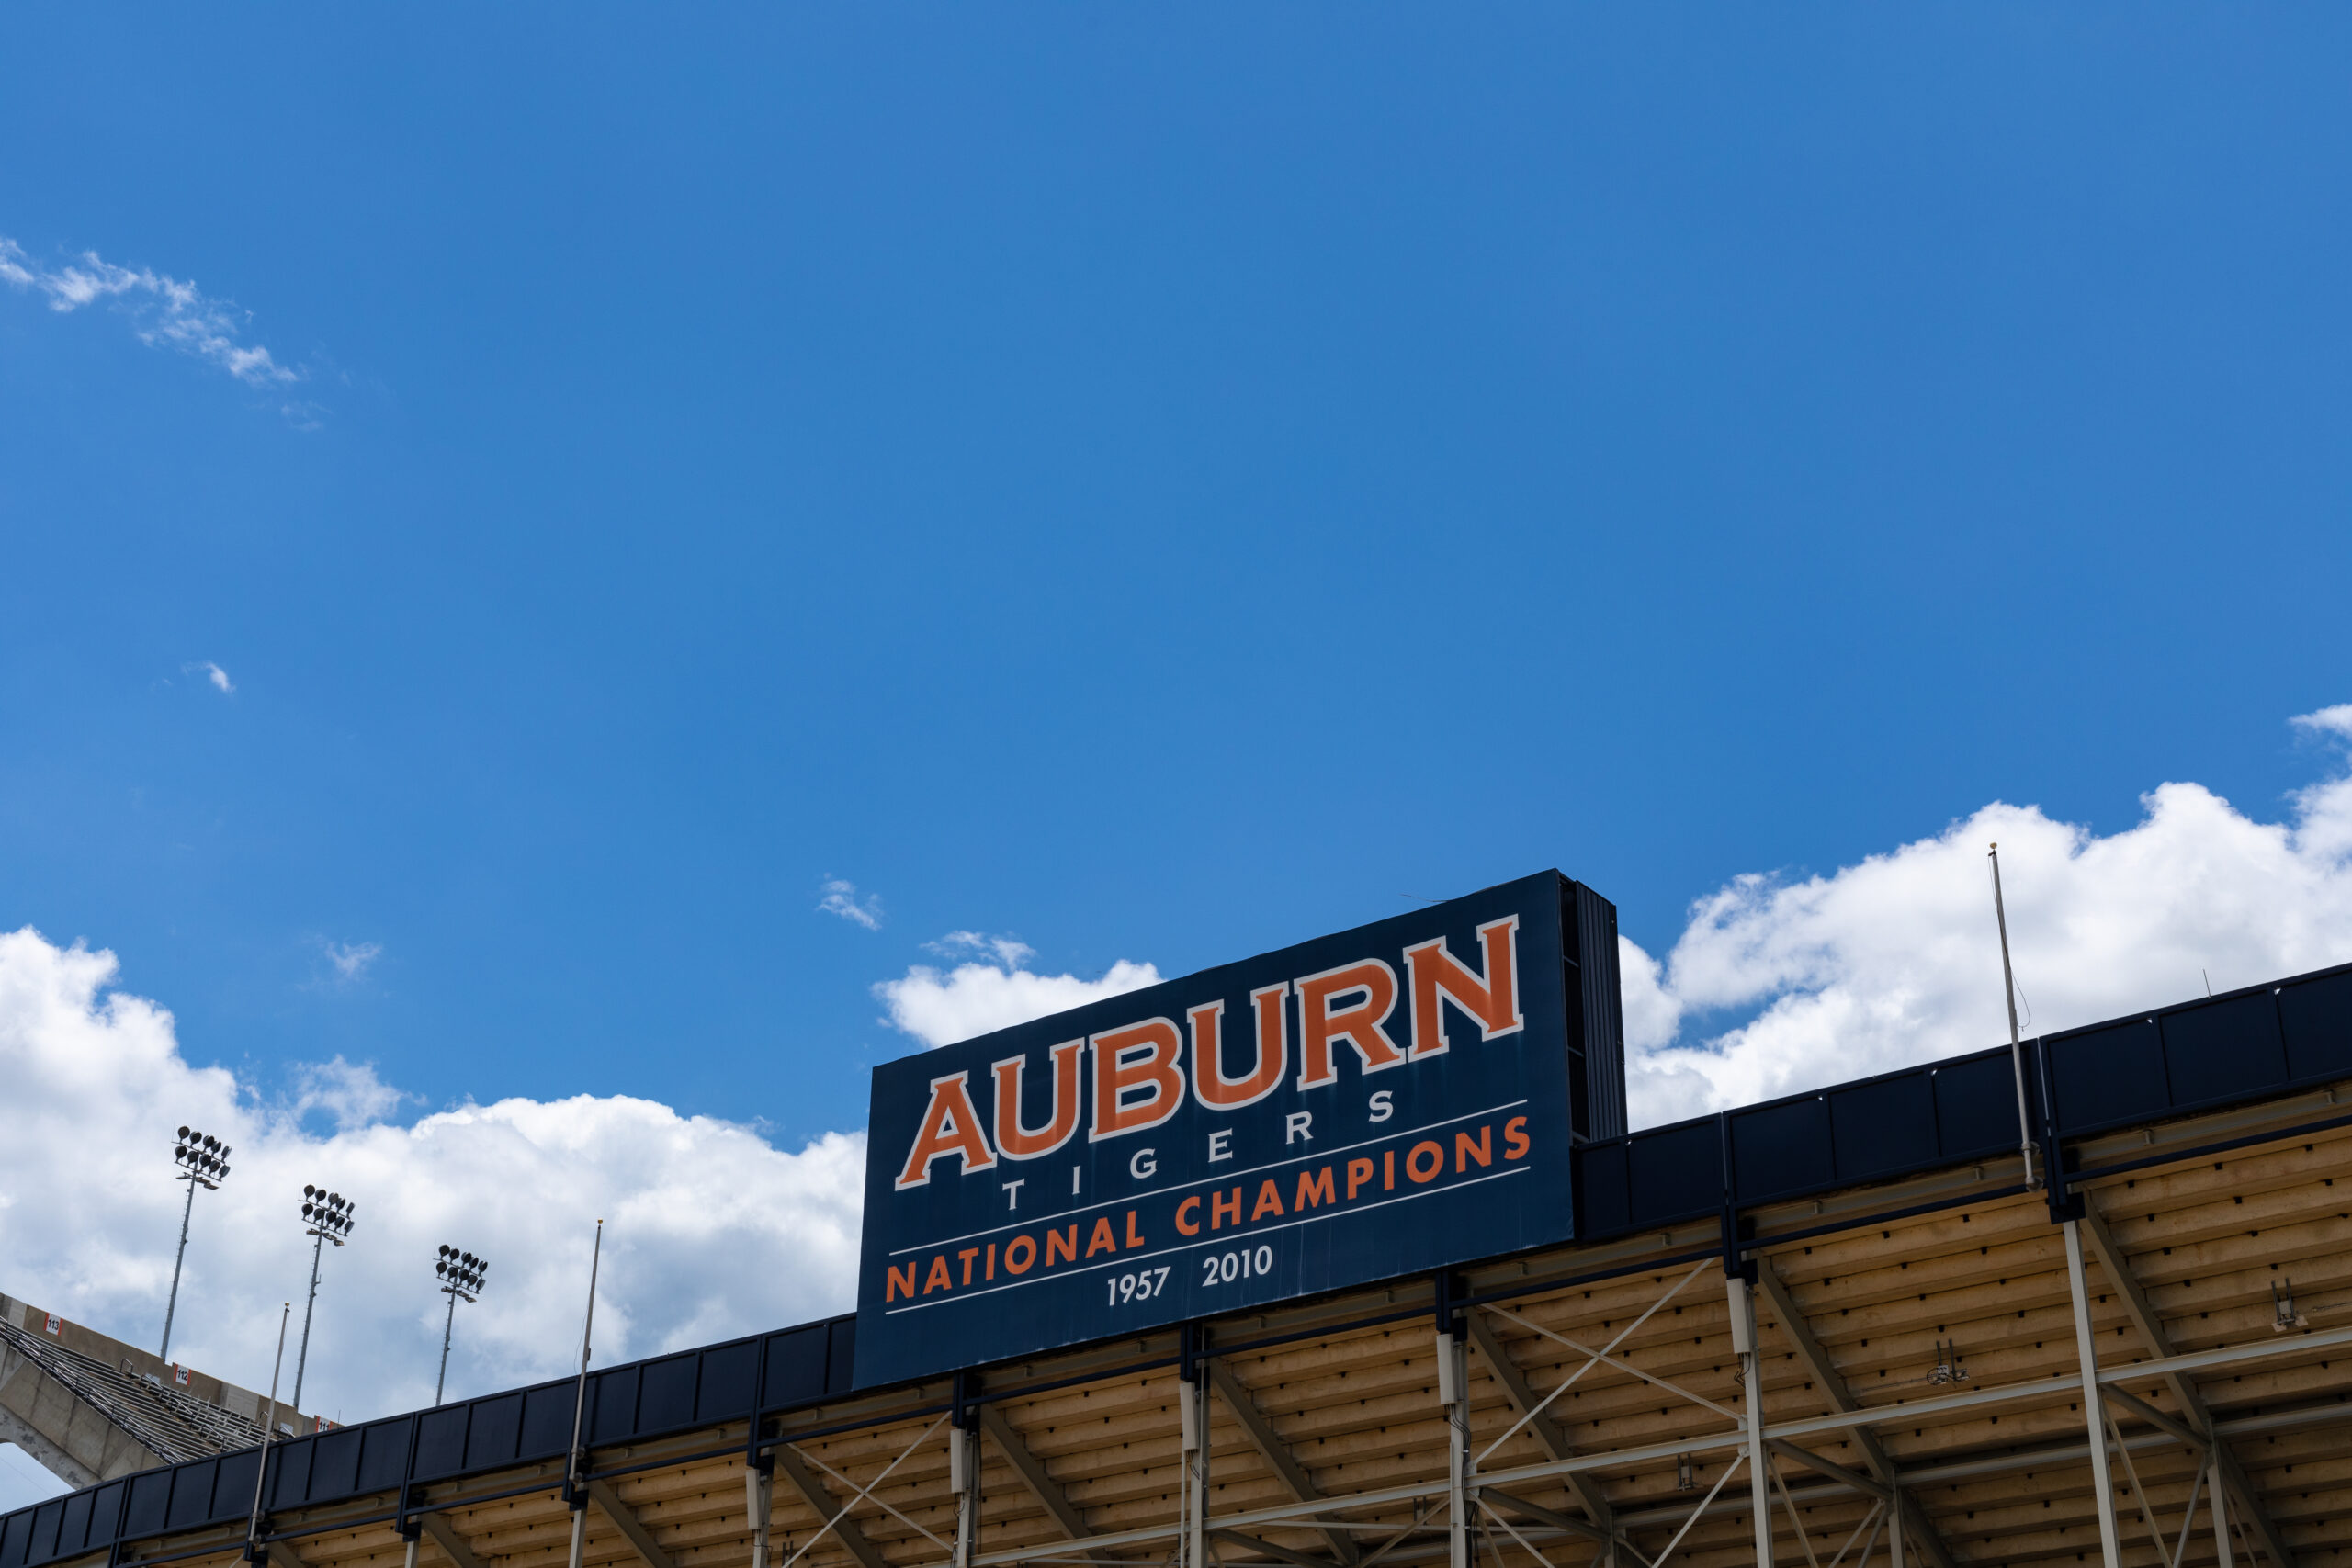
198,662,233,694
0,237,307,407
1621,705,2352,1125
875,934,1160,1048
322,940,380,982
0,928,864,1497
817,878,884,931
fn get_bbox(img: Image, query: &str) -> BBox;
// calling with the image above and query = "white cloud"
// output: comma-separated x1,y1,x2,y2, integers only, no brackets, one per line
876,935,1161,1048
1620,705,2352,1126
323,940,380,981
287,1056,403,1132
203,662,233,694
0,927,864,1480
817,879,884,931
0,236,302,394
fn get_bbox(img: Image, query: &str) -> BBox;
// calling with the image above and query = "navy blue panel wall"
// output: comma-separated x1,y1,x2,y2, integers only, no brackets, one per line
1828,1070,1938,1182
1930,1054,2026,1156
123,1470,170,1538
521,1383,575,1458
2050,1017,2167,1132
465,1395,522,1473
166,1461,215,1529
0,1506,28,1568
1575,1142,1630,1236
1623,1121,1721,1227
764,1325,828,1407
696,1341,756,1422
1729,1098,1833,1201
311,1427,363,1502
638,1356,696,1435
591,1365,639,1444
415,1404,469,1479
359,1419,413,1494
2162,993,2289,1107
2283,970,2352,1080
216,1450,261,1519
26,1506,56,1566
54,1492,88,1557
824,1322,855,1395
85,1485,122,1547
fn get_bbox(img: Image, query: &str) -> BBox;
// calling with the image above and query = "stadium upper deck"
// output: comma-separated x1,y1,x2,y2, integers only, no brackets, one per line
6,959,2350,1568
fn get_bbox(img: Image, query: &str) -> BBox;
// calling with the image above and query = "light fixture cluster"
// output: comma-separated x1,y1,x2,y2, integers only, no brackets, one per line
436,1246,489,1301
174,1127,232,1186
301,1185,357,1241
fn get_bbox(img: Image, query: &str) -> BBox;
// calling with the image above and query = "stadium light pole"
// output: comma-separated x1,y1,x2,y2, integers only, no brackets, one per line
160,1126,232,1362
432,1247,489,1405
291,1185,356,1416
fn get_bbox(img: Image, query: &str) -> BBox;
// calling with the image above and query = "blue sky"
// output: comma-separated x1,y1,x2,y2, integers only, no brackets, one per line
5,6,2351,1158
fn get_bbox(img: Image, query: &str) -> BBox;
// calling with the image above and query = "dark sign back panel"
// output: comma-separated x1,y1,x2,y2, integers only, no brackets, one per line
852,872,1595,1387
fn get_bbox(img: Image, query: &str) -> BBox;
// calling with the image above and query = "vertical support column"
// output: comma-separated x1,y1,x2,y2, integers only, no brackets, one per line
950,1424,981,1568
1726,1276,1771,1568
1179,1372,1209,1568
2211,1460,2234,1568
746,1461,774,1568
1436,1327,1470,1568
1887,1487,1904,1568
569,1504,590,1568
2063,1220,2123,1568
402,1536,419,1568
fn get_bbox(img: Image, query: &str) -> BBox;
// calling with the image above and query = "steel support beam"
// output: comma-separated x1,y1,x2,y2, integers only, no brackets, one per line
1462,1310,1622,1547
2078,1201,2296,1568
1213,1529,1340,1568
774,1444,894,1568
2064,1219,2126,1568
588,1479,676,1568
1206,1359,1361,1566
1754,1262,1961,1568
418,1514,488,1568
978,1403,1095,1546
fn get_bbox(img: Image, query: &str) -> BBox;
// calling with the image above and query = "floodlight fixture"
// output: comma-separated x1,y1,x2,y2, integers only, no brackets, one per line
432,1243,491,1405
290,1183,361,1413
160,1122,233,1360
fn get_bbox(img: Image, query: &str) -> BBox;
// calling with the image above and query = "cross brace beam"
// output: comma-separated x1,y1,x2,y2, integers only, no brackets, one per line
587,1479,676,1568
418,1514,487,1568
2078,1201,2297,1568
979,1403,1095,1545
1755,1259,1962,1568
774,1443,894,1568
1206,1359,1361,1566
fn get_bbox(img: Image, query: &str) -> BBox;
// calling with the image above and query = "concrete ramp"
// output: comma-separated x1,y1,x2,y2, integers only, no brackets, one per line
0,1294,310,1489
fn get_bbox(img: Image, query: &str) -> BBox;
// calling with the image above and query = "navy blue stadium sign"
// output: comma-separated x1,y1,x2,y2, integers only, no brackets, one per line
850,871,1627,1388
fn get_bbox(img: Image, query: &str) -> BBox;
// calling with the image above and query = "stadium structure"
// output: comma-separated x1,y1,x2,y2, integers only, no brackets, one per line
5,929,2351,1568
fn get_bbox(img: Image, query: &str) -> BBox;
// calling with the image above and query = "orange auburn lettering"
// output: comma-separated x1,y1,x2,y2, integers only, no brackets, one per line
1403,917,1522,1059
1046,1224,1079,1267
1175,1196,1202,1235
1504,1115,1531,1159
887,1261,917,1302
1295,961,1404,1089
1296,1165,1336,1209
1091,1020,1186,1138
993,1041,1084,1158
895,1072,996,1190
